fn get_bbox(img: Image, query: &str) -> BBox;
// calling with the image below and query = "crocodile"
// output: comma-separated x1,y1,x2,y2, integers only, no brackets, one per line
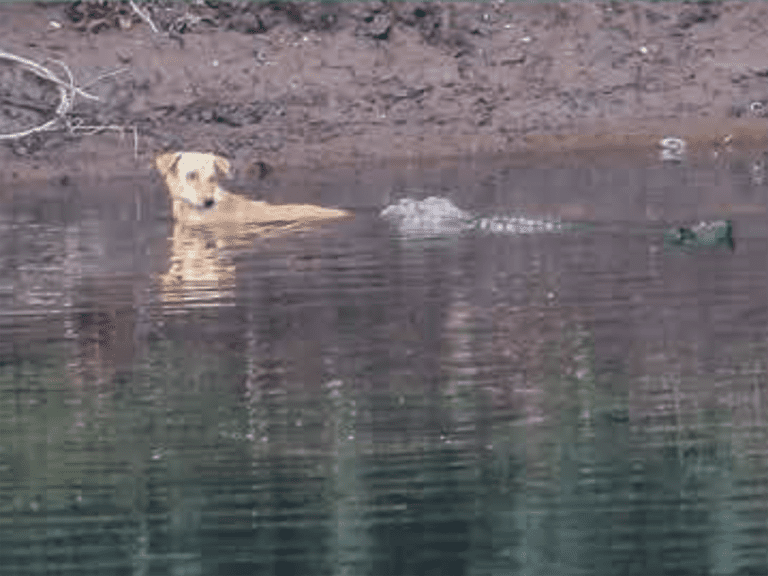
380,196,734,251
380,197,575,237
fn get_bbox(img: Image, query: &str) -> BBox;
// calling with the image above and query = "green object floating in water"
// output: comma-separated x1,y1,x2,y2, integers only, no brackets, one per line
664,220,734,251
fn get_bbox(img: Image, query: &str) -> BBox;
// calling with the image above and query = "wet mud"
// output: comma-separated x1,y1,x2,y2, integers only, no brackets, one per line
1,0,768,184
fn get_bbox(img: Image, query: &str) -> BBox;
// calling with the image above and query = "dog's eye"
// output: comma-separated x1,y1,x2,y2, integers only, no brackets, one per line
186,171,198,181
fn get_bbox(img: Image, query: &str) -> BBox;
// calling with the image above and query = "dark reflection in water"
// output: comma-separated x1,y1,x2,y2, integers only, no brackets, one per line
0,153,767,575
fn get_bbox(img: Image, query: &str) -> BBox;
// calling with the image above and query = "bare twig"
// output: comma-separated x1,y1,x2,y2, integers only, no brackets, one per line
0,96,52,114
129,0,159,34
0,49,130,142
0,50,93,139
65,119,140,160
82,66,130,89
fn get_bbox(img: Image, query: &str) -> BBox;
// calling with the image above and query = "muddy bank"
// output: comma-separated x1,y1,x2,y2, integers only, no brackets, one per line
1,1,768,184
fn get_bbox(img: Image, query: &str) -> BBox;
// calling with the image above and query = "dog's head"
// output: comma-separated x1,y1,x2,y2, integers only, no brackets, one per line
155,152,231,208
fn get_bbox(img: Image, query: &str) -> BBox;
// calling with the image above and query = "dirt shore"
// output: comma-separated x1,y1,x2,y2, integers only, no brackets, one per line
1,0,768,184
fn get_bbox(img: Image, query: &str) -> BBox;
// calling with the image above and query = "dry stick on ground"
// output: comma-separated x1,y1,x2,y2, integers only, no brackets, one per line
0,49,94,139
129,0,159,34
0,49,137,156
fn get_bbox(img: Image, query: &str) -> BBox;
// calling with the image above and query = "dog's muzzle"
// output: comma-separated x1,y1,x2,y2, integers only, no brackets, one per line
181,197,218,210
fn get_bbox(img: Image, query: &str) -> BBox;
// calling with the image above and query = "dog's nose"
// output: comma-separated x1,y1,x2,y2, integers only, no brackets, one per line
204,198,215,208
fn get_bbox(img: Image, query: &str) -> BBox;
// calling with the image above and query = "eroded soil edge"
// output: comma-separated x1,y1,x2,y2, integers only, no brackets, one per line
1,1,768,183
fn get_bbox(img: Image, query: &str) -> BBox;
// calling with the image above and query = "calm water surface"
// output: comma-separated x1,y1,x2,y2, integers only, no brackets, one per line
1,153,767,575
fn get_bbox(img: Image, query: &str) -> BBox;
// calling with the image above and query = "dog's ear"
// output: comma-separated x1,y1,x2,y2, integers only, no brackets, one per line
155,152,181,176
214,156,231,179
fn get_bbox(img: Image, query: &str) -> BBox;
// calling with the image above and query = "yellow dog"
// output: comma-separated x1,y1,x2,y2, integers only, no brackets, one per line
154,151,352,305
154,151,352,230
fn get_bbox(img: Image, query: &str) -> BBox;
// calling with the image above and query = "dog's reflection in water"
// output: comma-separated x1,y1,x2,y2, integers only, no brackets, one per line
155,151,352,306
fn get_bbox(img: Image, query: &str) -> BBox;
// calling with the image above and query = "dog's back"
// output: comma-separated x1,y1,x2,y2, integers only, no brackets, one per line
155,151,352,231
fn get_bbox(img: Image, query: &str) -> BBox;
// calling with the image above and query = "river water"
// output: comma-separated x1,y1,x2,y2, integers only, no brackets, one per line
0,150,766,575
